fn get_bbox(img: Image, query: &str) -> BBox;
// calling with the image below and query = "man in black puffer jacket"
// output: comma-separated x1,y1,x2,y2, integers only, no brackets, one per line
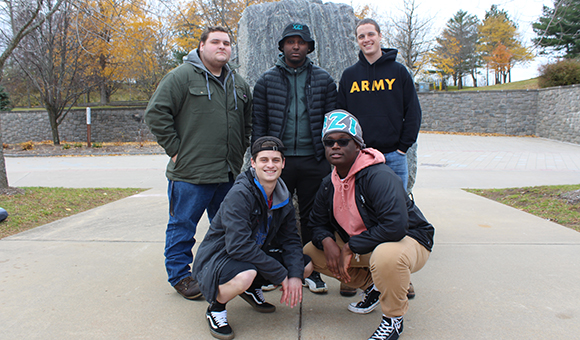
252,22,337,294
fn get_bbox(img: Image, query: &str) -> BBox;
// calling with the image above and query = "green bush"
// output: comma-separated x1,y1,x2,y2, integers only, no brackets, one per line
74,142,83,148
92,142,103,148
0,86,11,111
538,59,580,88
62,143,71,150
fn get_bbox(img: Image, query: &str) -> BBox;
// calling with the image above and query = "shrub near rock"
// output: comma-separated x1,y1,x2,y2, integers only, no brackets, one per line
538,59,580,88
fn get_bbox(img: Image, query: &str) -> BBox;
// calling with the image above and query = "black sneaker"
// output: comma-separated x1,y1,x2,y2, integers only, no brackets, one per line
348,284,380,314
303,271,328,293
368,315,403,340
239,287,276,313
206,307,234,340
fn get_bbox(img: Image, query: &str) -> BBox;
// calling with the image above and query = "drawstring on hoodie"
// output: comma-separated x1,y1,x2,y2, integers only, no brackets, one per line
203,68,238,110
183,49,238,110
336,179,351,212
204,73,212,101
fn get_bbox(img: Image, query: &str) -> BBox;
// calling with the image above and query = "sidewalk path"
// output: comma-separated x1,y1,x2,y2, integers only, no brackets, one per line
2,134,580,339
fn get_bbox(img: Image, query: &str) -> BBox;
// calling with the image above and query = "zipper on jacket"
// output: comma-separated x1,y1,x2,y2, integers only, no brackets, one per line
293,69,298,154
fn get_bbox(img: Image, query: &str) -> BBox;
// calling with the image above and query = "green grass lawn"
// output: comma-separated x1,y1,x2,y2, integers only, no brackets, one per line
0,187,147,238
457,78,539,91
466,184,580,232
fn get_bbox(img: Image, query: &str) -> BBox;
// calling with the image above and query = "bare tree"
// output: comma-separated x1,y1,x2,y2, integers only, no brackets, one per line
0,0,67,189
384,0,433,78
13,0,92,145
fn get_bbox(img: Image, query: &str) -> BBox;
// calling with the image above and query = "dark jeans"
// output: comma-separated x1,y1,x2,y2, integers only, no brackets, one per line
165,176,234,286
281,155,330,245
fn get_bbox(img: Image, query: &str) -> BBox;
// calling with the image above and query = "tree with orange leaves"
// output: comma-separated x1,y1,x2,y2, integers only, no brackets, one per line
172,0,277,57
477,5,533,84
76,0,172,103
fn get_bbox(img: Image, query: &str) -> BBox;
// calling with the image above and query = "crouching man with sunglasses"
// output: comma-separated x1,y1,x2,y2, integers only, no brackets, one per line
304,109,434,340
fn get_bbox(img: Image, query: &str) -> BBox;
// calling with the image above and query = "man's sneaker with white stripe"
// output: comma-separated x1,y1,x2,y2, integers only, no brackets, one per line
348,284,380,314
206,307,234,340
240,287,276,313
261,283,279,291
303,271,328,293
368,315,403,340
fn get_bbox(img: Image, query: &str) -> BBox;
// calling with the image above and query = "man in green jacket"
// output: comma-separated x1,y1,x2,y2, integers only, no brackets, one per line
144,26,252,300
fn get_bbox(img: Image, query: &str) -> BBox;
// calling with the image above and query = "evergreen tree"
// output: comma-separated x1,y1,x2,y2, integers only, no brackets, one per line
0,87,10,111
432,10,480,89
533,0,580,58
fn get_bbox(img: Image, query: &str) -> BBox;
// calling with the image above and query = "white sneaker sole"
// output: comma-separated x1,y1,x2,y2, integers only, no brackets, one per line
347,300,379,314
303,278,328,293
262,284,279,292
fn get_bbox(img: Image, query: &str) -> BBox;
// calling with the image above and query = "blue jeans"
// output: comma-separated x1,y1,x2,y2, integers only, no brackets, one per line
384,151,408,192
0,207,7,222
165,176,234,286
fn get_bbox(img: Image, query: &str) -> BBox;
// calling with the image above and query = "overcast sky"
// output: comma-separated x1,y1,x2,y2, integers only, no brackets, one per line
326,0,555,82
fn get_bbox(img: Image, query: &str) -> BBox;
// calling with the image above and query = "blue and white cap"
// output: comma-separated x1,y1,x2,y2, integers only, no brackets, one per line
322,109,365,148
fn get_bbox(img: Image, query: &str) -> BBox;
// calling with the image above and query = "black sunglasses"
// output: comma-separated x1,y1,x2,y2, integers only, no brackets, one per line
323,138,352,147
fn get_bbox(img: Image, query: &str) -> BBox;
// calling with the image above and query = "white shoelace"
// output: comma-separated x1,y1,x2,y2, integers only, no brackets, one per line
356,284,377,306
370,316,402,339
254,288,266,303
246,288,266,304
209,309,228,328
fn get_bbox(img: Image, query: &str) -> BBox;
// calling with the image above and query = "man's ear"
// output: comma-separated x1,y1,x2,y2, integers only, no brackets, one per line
281,158,286,170
250,158,256,169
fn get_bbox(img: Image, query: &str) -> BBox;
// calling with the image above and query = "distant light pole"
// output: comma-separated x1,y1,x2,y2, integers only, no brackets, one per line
86,107,91,147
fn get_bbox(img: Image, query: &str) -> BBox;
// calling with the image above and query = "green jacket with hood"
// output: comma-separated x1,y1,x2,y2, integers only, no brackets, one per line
144,49,252,184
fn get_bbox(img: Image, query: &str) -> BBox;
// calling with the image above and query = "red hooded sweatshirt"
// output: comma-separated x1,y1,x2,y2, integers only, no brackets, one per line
331,148,385,236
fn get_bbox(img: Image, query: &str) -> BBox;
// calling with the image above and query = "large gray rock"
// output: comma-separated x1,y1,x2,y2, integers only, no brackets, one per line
237,0,358,87
237,0,418,194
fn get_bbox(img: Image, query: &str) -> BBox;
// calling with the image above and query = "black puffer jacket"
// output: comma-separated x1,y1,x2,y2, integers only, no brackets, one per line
309,162,434,254
252,58,337,161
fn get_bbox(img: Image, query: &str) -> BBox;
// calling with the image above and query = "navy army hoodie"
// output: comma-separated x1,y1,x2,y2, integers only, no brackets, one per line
338,48,421,154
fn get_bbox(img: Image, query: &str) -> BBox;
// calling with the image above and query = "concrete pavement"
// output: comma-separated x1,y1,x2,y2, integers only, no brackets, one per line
2,133,580,339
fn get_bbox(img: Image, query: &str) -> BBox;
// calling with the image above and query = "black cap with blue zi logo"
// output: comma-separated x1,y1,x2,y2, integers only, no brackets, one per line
278,23,315,54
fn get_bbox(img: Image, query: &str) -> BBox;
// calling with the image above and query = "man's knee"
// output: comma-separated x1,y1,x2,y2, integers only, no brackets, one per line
225,269,257,292
303,242,326,270
370,241,409,273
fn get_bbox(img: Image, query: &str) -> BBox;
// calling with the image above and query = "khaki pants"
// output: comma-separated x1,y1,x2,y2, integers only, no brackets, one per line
303,234,430,317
